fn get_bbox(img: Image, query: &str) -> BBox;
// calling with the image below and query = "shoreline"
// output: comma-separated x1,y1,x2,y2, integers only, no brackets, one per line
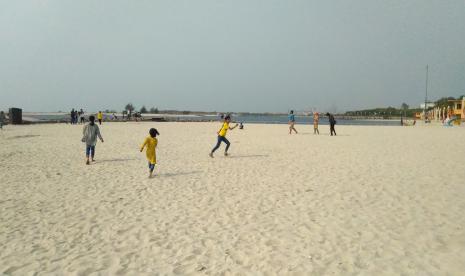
9,112,411,126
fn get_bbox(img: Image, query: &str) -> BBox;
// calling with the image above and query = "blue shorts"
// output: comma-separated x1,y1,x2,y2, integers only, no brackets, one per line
148,162,155,172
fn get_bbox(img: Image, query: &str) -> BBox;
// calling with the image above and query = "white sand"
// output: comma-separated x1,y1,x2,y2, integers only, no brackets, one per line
1,122,464,275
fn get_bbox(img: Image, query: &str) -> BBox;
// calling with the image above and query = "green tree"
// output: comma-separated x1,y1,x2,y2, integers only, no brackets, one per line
435,97,455,109
125,103,135,113
140,106,148,113
149,107,159,114
401,103,409,110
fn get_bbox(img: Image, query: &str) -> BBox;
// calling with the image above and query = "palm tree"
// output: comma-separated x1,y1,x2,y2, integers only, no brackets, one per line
125,103,135,119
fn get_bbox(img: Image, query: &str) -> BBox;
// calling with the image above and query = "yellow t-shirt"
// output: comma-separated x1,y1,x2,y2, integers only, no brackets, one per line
218,122,229,137
141,136,158,164
97,112,103,120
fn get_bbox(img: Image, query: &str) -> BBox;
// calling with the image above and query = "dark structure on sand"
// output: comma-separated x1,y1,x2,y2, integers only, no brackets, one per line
9,108,22,124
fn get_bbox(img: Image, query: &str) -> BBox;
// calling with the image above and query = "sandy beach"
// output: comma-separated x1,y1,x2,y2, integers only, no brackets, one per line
1,122,464,275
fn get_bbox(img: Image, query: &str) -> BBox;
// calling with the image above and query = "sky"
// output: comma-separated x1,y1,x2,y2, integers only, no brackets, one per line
0,0,464,113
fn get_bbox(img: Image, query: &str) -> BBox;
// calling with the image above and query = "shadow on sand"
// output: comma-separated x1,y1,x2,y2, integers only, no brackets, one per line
7,135,40,140
227,154,268,159
158,171,202,178
97,158,137,163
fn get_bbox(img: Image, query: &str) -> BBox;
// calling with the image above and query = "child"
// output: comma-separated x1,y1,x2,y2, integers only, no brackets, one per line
313,112,320,135
82,115,104,165
210,115,238,157
97,111,103,125
140,128,159,178
288,110,298,134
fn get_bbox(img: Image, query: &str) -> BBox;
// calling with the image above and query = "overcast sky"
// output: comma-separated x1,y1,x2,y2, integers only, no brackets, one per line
1,0,464,113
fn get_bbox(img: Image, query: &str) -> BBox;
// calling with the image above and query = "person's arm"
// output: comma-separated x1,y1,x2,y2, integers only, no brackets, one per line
229,123,239,130
82,125,87,139
140,138,148,152
96,126,104,142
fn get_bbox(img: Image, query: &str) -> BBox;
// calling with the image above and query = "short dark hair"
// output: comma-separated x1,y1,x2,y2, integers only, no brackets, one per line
224,115,231,120
89,115,95,122
149,128,159,137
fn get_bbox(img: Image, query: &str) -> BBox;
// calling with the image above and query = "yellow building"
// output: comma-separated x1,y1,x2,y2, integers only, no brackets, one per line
448,97,465,120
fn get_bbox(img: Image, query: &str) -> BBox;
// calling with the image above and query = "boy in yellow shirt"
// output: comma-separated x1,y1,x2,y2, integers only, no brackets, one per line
140,128,159,178
209,115,238,158
97,111,103,125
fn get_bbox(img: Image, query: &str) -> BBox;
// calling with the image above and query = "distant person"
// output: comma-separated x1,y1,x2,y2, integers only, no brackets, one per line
112,113,118,120
82,115,104,165
134,112,141,122
0,111,5,129
326,113,337,136
73,108,78,124
210,115,238,158
239,122,244,129
70,109,75,124
79,109,85,124
288,110,298,134
140,128,159,178
97,111,103,125
313,112,320,135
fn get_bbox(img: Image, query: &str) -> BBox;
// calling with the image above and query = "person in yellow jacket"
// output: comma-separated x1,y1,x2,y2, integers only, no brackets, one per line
97,111,103,125
140,128,159,178
209,115,238,158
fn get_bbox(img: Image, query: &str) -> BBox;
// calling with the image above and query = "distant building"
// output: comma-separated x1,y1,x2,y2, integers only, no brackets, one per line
448,97,465,120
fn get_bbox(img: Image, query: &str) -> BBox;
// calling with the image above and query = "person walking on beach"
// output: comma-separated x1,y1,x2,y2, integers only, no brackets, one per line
70,109,76,124
79,109,85,124
209,115,238,158
288,110,298,134
313,112,320,135
0,111,5,129
326,112,337,136
97,111,103,125
140,128,159,178
82,115,104,165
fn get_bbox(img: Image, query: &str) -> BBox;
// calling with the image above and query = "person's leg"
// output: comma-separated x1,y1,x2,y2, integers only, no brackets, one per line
86,145,91,164
91,146,96,161
148,162,155,178
223,137,231,155
317,127,319,135
331,124,336,136
210,136,222,156
293,124,298,134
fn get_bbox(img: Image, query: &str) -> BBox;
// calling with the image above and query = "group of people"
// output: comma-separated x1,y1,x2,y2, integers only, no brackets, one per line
288,110,337,136
81,114,159,178
80,111,338,178
70,109,85,124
